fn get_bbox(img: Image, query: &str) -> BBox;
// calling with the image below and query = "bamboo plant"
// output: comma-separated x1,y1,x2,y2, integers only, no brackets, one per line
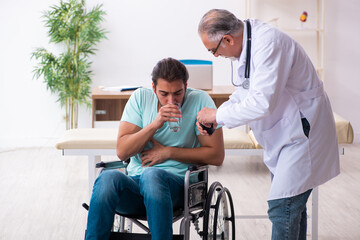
32,0,107,129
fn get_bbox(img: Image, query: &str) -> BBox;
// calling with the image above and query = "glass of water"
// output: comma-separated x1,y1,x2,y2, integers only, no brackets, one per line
168,103,181,132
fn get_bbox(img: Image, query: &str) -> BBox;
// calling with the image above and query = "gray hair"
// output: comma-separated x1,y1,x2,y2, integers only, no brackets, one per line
198,9,244,42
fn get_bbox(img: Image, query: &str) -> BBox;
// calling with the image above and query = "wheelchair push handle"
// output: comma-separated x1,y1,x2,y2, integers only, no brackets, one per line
82,203,89,211
95,159,130,169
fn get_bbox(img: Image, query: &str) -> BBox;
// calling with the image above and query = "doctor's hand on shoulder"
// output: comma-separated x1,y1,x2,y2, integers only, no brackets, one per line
196,107,218,136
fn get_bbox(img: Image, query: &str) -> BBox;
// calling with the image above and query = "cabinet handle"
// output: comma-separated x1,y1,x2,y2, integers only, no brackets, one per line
95,110,107,115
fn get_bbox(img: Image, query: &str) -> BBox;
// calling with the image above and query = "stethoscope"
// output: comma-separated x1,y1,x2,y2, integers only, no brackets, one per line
231,20,251,89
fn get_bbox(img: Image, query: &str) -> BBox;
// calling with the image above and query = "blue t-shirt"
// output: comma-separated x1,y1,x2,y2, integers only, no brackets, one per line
120,87,217,178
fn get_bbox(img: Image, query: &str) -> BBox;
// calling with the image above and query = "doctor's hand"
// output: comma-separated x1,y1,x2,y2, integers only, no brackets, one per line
152,103,182,130
196,107,218,135
140,139,169,167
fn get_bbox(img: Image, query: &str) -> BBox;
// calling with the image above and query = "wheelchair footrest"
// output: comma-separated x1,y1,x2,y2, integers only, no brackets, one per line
109,232,184,240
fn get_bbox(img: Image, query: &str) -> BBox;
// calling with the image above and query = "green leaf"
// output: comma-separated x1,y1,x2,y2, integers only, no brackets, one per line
31,0,107,128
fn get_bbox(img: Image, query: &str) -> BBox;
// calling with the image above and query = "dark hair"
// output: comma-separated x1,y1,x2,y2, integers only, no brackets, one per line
151,57,189,86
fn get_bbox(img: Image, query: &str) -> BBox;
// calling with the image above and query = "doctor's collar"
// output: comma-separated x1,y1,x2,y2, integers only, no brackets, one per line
238,20,248,65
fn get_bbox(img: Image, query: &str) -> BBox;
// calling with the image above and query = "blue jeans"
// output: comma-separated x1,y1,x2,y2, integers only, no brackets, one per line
268,189,312,240
85,167,185,240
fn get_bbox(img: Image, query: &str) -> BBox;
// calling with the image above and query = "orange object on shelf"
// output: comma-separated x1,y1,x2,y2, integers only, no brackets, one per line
300,11,308,22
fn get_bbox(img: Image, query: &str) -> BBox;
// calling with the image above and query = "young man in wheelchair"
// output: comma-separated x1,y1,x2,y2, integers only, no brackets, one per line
85,57,225,240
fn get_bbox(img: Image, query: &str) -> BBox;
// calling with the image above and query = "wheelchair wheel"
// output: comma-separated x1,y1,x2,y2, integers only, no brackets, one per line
203,182,235,240
203,181,222,239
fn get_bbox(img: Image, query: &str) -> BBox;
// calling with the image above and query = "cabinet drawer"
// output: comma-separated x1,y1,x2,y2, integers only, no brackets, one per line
94,99,128,121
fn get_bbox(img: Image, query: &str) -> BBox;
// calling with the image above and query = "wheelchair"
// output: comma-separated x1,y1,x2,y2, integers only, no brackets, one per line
83,159,235,240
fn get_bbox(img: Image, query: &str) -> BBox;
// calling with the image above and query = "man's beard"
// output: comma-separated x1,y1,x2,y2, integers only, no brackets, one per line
221,56,238,61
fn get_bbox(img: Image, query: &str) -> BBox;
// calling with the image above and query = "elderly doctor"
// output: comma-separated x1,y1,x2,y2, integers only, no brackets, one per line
196,9,340,240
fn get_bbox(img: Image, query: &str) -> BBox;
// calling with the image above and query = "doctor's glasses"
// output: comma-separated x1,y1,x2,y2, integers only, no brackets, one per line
208,31,231,55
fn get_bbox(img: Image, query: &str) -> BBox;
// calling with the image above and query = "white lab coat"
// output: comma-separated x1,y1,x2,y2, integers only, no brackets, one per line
217,19,340,200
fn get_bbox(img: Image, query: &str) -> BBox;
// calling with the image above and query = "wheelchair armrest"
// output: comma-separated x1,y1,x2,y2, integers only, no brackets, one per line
187,164,208,173
187,165,208,182
95,159,130,170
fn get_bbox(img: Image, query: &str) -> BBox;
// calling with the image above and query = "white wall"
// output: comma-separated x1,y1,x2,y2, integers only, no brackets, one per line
324,0,360,143
1,0,360,149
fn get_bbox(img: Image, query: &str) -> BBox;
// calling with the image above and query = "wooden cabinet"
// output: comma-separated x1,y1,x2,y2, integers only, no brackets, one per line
91,86,235,128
